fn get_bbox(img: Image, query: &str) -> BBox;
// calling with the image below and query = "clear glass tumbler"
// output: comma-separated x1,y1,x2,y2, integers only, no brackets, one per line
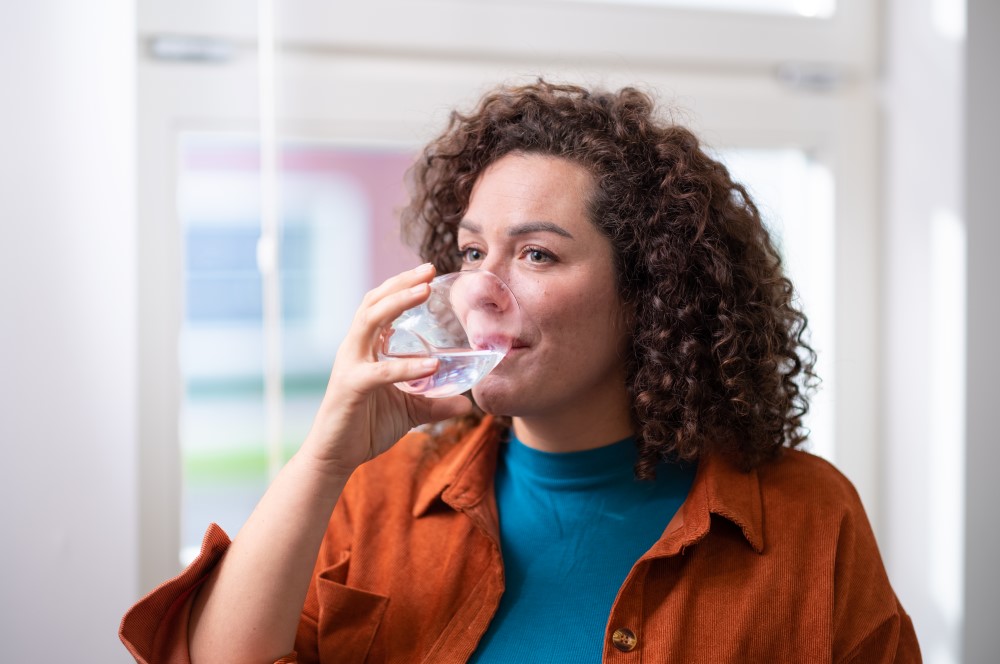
378,270,522,398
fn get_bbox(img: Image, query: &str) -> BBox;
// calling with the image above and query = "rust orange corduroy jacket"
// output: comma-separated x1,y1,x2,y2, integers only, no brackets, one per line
120,416,921,663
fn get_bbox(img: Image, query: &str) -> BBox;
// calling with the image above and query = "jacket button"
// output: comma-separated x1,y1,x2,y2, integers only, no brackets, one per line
611,627,637,652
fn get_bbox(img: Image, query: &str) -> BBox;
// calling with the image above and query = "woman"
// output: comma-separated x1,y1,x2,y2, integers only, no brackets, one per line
121,81,920,663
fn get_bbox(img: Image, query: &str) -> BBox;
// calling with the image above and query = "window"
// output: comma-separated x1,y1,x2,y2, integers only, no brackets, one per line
138,0,878,587
176,136,416,562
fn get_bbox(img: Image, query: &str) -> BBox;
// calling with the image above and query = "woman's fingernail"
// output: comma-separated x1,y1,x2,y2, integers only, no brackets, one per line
420,358,438,369
416,262,434,274
410,283,428,295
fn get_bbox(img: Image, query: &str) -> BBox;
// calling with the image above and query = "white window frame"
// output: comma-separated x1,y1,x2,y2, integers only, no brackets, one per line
140,0,877,74
137,0,879,591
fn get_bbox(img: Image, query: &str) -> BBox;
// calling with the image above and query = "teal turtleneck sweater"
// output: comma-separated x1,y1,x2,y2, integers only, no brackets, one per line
468,432,696,663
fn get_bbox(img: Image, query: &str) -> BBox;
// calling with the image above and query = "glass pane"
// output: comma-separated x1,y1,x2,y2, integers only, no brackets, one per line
177,136,418,564
716,148,836,461
176,139,837,561
542,0,835,18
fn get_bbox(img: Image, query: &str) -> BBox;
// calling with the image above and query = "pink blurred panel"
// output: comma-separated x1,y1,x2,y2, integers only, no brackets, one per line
281,148,422,286
183,141,422,289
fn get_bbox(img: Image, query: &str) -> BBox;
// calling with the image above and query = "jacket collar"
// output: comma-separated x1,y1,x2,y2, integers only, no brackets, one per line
412,415,765,555
649,452,765,557
412,415,501,519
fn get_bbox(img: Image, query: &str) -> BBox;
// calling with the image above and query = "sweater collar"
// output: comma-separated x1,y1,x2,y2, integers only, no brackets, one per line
412,415,764,554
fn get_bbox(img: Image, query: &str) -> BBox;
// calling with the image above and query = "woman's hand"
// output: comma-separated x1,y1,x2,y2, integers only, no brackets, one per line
301,263,473,476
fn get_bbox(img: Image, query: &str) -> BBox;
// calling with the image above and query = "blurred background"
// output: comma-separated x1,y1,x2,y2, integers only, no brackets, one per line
1,0,996,661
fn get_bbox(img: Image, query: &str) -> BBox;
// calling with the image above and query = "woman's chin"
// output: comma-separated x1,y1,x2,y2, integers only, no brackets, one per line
471,377,519,416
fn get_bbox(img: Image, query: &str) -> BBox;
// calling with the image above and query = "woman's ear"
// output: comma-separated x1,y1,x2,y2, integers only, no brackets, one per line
615,296,637,345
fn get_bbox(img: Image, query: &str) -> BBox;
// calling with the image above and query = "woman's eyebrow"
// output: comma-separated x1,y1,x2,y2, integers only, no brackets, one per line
458,219,481,234
458,219,573,240
458,219,573,239
508,221,574,239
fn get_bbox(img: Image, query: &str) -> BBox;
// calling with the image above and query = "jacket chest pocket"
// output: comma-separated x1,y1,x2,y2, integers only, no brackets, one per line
315,576,389,663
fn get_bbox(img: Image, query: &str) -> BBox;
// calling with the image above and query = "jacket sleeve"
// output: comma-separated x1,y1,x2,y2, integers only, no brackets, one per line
837,600,921,663
831,489,923,664
892,611,922,664
118,523,298,664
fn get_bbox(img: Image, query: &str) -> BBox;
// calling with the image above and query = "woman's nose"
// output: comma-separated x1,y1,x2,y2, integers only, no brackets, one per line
476,254,507,283
452,270,521,351
457,271,515,314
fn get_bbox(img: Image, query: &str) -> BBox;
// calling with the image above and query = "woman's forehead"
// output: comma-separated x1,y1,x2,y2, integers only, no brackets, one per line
462,154,595,234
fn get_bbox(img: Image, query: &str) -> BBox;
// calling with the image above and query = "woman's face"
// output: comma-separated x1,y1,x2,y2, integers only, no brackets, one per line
458,153,631,421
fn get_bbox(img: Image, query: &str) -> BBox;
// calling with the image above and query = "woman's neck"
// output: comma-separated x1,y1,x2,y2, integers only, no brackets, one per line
511,395,634,454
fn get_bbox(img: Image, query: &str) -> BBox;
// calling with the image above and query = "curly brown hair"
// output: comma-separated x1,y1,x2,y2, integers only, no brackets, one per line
401,80,817,477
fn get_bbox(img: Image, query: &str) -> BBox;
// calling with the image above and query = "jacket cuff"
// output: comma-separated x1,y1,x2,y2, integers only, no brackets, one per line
119,524,231,663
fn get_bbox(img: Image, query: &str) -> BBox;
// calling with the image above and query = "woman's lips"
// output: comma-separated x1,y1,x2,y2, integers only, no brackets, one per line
469,335,528,352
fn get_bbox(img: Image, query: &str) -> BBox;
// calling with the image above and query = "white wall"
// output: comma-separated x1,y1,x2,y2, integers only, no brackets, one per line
0,2,138,661
883,0,966,661
885,0,1000,662
963,0,1000,660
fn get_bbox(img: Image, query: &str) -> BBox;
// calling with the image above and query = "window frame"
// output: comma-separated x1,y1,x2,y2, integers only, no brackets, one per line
137,1,880,590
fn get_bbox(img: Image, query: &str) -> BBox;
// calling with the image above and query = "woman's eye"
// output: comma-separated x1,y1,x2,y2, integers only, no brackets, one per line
460,247,484,262
524,247,553,263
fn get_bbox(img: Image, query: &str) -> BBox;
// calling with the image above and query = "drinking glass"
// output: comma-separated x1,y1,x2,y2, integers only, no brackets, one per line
378,270,521,398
